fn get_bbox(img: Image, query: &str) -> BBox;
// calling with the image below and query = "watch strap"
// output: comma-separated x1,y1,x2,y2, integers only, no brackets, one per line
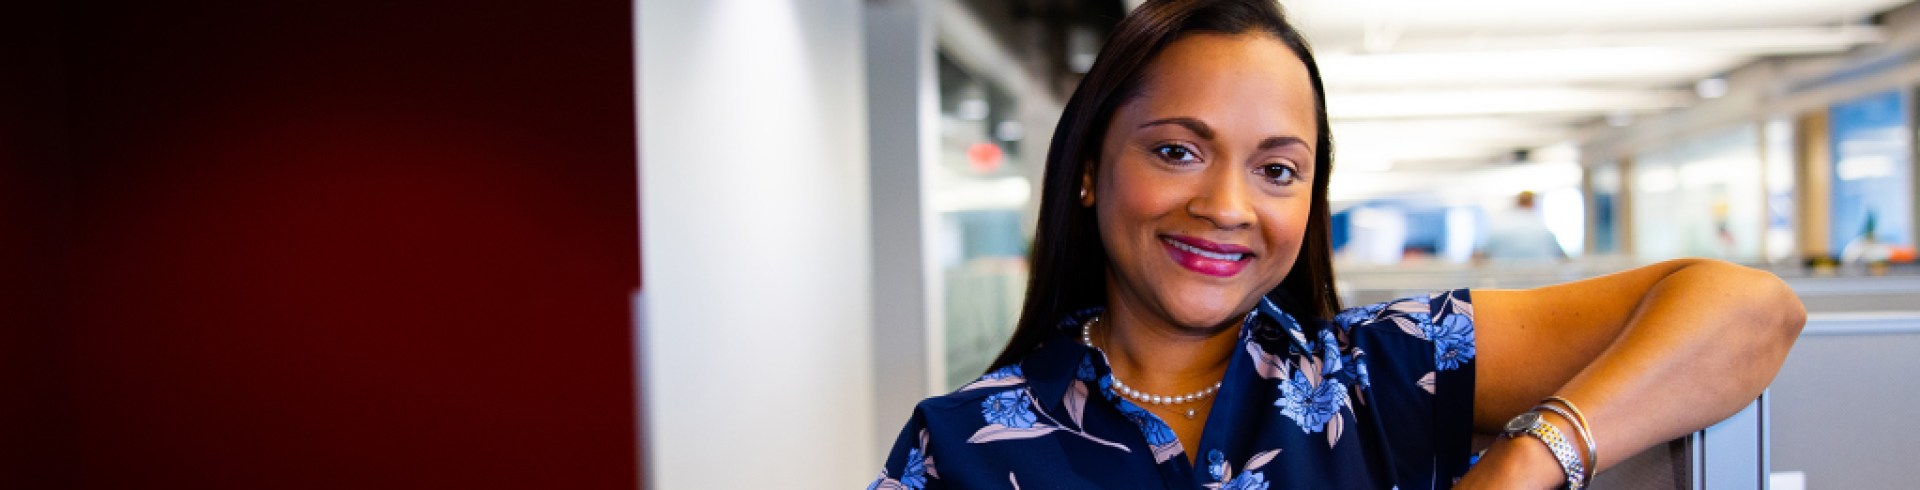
1522,417,1586,490
1535,402,1595,485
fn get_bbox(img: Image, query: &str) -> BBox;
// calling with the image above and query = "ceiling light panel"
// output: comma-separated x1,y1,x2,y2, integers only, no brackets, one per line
1327,87,1693,119
1283,0,1906,50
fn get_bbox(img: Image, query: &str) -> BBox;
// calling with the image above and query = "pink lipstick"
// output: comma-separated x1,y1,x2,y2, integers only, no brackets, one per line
1160,235,1252,277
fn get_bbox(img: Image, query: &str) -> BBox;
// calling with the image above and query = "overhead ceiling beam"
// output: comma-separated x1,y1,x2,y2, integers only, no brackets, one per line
1327,87,1693,120
1370,26,1883,54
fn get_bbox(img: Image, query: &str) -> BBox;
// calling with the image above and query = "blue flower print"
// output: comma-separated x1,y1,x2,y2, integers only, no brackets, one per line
1425,313,1476,371
1275,370,1347,433
1116,401,1178,446
1318,328,1343,375
983,364,1022,380
1076,356,1097,382
1353,357,1371,389
1401,311,1431,325
1207,449,1228,481
899,448,930,489
981,389,1038,429
1333,301,1387,329
1220,471,1270,490
874,293,1485,489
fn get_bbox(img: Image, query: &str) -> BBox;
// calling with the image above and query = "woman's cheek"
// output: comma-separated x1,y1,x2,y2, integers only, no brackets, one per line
1101,161,1181,232
1259,202,1311,274
1107,159,1175,209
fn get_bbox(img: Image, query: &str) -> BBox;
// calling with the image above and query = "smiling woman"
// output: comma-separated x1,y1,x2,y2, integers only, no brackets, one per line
870,0,1805,489
1090,32,1318,334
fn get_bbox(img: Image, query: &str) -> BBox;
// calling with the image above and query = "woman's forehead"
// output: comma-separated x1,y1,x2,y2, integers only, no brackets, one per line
1123,32,1318,139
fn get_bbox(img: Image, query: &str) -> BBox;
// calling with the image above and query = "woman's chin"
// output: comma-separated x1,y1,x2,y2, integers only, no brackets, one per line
1132,277,1266,330
1159,298,1250,330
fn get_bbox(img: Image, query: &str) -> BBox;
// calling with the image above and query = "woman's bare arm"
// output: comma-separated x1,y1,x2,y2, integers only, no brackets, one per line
1457,258,1806,487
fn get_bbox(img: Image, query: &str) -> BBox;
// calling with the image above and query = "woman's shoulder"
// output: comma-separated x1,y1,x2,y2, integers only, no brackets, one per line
914,364,1034,412
1326,289,1477,373
873,369,1038,490
1330,288,1475,334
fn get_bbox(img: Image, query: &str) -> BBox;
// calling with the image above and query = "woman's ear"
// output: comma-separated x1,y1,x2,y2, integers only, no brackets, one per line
1079,164,1096,207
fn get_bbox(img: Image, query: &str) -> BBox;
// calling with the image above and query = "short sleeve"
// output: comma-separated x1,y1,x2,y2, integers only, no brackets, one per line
1334,289,1478,487
869,407,943,490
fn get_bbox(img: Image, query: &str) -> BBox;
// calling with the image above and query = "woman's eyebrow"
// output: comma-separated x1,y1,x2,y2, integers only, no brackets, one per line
1138,117,1214,139
1259,135,1309,152
1139,117,1312,153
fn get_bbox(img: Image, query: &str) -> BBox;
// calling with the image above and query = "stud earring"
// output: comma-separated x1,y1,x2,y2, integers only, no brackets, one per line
1079,187,1089,200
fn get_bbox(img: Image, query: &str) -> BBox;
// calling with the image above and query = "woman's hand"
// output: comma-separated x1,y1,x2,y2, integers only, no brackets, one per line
1455,408,1592,489
1453,434,1570,489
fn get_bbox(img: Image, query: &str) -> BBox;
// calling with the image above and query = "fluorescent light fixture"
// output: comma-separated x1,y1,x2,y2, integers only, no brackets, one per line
956,98,988,121
1608,111,1634,127
1329,161,1582,202
1328,87,1691,119
1070,53,1095,74
1319,47,1745,88
929,175,1032,212
1836,155,1897,181
994,120,1024,142
1333,117,1581,163
1285,0,1903,49
1638,166,1679,193
1696,77,1729,99
1339,151,1395,172
1363,26,1882,55
1067,26,1101,74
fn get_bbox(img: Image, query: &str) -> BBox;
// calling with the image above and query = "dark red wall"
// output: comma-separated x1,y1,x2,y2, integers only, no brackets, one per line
6,0,640,488
0,1,78,484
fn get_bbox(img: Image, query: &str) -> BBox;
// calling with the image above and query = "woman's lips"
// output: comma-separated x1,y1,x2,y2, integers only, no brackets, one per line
1160,235,1252,277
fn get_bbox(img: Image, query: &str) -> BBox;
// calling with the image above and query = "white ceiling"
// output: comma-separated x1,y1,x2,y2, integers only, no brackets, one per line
1282,0,1908,173
1284,0,1900,45
1122,0,1910,198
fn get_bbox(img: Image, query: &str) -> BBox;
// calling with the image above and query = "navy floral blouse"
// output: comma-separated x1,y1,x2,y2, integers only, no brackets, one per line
870,290,1478,489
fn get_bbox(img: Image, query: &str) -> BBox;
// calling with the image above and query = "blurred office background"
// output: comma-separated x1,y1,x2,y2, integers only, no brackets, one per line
6,0,1919,488
643,0,1920,488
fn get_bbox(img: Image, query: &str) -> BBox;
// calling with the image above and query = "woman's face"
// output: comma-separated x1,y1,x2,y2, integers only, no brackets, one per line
1089,32,1318,330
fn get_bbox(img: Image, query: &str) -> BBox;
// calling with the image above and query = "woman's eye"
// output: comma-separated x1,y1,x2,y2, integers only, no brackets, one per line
1258,163,1299,185
1153,144,1198,163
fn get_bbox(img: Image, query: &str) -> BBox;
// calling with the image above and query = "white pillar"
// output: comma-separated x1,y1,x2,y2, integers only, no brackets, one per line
863,0,942,456
637,0,875,487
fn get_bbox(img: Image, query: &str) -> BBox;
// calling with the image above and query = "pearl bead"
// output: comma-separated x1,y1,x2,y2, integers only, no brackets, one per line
1081,314,1225,408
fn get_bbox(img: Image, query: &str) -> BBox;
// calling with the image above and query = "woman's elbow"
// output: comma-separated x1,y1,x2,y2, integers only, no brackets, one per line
1772,278,1809,341
1699,259,1806,363
1742,263,1806,346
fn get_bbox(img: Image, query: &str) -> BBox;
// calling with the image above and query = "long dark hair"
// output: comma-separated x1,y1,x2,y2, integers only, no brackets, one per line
988,0,1339,369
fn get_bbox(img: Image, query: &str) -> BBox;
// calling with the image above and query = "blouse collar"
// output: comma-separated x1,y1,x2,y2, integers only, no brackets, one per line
1021,302,1314,421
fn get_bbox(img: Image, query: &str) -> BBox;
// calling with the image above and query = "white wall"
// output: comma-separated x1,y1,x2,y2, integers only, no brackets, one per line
863,0,939,458
637,0,875,487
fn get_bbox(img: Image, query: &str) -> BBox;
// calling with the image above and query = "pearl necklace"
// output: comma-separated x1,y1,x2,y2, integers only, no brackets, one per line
1081,316,1222,418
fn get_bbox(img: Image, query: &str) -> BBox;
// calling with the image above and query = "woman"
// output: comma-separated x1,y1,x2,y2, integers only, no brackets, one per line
871,0,1805,488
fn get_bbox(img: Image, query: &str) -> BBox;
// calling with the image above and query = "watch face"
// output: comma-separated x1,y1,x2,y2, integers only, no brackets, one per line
1504,411,1541,433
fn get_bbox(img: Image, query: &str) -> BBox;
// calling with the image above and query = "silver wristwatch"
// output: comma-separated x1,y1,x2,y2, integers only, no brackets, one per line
1502,411,1586,489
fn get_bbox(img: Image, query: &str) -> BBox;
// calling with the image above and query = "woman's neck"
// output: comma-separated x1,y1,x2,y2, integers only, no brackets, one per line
1096,297,1242,395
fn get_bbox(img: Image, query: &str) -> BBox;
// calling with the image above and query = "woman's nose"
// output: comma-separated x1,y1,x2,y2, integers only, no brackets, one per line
1186,166,1254,230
